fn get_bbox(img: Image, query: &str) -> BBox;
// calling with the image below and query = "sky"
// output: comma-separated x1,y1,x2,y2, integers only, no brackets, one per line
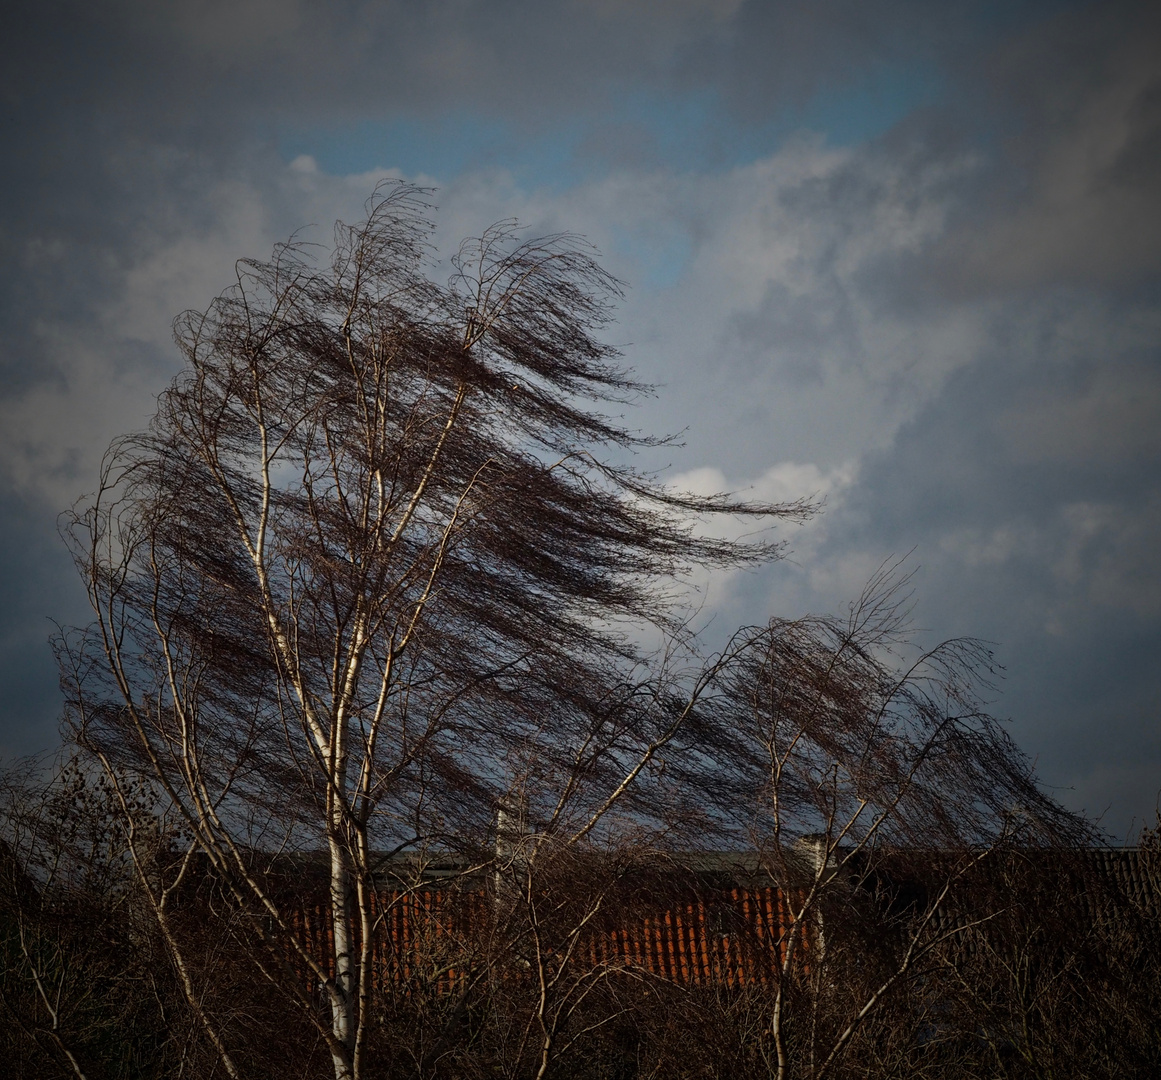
2,0,1159,838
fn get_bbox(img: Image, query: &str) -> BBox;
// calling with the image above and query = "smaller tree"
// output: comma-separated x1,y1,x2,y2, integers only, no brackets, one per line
689,564,1090,1080
0,760,187,1079
932,828,1161,1078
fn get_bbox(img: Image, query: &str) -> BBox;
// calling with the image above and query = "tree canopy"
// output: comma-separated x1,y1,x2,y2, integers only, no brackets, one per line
56,184,809,1077
45,184,1092,1080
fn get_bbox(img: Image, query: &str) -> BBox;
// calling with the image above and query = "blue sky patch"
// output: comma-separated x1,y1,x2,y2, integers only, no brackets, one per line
278,62,942,188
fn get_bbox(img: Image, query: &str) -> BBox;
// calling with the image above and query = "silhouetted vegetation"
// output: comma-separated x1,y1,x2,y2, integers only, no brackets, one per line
4,185,1155,1078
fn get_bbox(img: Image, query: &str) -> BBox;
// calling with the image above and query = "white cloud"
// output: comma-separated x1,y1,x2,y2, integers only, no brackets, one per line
662,459,857,617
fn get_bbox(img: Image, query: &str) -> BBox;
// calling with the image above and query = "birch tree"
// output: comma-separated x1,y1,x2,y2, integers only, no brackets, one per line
702,566,1089,1080
55,183,802,1080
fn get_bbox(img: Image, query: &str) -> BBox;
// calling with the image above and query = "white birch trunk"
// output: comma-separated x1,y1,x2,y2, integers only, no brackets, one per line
328,833,356,1080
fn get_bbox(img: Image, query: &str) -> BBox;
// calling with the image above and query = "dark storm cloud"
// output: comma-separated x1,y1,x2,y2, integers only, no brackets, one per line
790,277,1161,836
0,491,91,758
932,4,1161,290
628,1,1161,836
1,0,988,122
0,0,1158,836
5,0,702,128
848,5,1161,836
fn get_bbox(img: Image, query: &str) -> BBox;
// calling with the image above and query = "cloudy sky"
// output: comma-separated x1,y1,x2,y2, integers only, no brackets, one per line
2,0,1159,837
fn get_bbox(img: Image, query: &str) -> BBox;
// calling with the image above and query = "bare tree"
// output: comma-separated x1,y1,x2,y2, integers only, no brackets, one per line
55,183,804,1080
925,832,1161,1079
49,181,1101,1080
691,564,1091,1080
